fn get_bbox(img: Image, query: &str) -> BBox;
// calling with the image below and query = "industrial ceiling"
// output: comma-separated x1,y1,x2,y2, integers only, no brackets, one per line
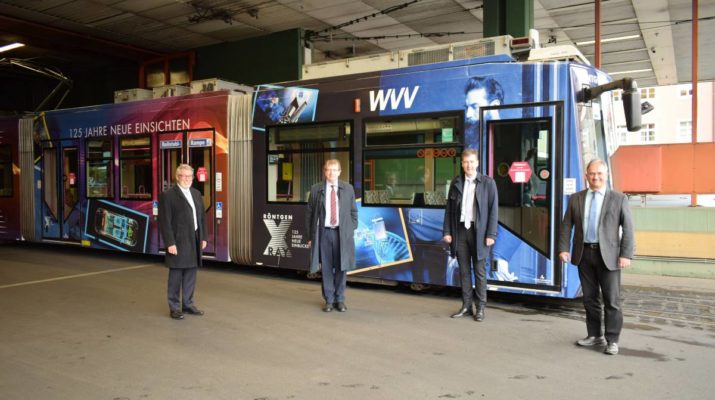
0,0,713,88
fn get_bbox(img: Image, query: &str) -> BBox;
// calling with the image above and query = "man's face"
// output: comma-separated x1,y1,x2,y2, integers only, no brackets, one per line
176,169,194,189
465,88,489,124
461,154,479,177
586,162,608,191
324,163,341,183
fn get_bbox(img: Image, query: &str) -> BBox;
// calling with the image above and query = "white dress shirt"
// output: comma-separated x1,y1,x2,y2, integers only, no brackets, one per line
179,186,198,231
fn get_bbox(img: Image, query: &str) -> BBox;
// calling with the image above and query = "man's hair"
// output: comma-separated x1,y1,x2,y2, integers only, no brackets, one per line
586,158,608,171
324,159,341,170
176,163,194,175
465,76,504,104
461,148,479,160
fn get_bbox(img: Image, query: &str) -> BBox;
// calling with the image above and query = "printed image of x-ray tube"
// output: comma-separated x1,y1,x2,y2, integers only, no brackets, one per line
279,92,309,123
94,207,139,247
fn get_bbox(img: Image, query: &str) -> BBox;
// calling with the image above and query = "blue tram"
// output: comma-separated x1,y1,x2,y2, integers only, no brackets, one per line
0,41,640,298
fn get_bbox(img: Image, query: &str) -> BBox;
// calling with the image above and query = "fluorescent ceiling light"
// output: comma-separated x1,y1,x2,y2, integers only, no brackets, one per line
610,68,652,75
0,42,25,53
576,35,640,46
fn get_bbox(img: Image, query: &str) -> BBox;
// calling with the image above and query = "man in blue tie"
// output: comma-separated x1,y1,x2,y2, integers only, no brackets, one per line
559,159,635,355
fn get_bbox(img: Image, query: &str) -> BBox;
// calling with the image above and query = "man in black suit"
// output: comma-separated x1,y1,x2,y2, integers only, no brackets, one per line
305,159,358,312
559,159,635,355
159,164,207,320
443,149,499,322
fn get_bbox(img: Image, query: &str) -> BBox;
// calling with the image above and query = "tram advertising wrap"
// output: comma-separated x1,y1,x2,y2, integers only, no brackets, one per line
2,48,626,299
28,92,231,261
252,56,608,298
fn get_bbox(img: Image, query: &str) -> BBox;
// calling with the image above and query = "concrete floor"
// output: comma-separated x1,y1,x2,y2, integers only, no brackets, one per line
1,243,714,400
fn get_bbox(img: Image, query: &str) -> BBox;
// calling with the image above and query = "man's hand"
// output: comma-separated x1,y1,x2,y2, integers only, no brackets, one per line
559,251,570,263
201,241,207,250
485,238,495,247
168,245,177,255
618,257,631,269
442,235,452,244
307,240,311,249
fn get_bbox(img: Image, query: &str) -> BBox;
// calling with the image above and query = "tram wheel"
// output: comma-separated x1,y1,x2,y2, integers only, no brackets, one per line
409,283,429,292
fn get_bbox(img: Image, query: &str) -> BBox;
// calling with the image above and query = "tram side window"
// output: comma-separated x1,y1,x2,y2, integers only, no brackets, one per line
363,115,462,207
267,121,351,203
86,139,113,198
119,136,152,200
0,145,12,197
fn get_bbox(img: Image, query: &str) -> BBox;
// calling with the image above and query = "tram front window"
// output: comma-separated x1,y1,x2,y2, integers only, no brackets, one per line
490,119,551,255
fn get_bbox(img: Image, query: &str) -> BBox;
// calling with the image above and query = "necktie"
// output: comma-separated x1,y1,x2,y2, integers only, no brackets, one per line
330,185,337,226
586,191,598,243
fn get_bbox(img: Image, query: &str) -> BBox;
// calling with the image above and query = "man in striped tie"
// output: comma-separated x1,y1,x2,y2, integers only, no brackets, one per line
306,159,358,312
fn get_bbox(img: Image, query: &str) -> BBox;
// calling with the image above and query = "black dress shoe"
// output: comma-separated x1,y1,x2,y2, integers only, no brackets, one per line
182,306,204,316
451,307,473,318
474,307,485,322
323,302,334,312
170,310,184,320
335,302,347,312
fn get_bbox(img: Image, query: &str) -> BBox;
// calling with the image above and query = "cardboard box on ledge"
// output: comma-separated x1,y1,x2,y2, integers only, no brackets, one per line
189,78,253,94
152,85,190,99
114,88,153,103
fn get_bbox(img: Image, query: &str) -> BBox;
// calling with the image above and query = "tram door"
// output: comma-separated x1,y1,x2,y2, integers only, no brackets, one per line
158,130,216,255
481,102,563,286
41,140,81,242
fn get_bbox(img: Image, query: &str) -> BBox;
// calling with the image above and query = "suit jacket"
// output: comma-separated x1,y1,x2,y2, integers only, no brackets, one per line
558,188,635,270
442,173,499,260
159,185,208,269
305,180,358,273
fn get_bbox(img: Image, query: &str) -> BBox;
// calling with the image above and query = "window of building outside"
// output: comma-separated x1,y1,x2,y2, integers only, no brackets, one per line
119,136,152,200
617,125,628,144
678,121,692,142
640,123,656,142
363,114,461,207
266,121,351,203
640,87,656,99
0,145,12,197
86,139,113,198
679,85,693,97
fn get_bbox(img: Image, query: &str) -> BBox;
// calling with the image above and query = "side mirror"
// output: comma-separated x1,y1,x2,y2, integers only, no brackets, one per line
621,88,641,132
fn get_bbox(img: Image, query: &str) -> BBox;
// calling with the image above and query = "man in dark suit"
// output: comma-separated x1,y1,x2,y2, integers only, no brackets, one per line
305,159,358,312
159,164,208,320
559,159,635,355
443,149,499,322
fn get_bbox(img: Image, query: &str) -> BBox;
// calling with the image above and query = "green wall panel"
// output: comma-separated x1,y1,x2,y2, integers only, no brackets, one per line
195,29,302,86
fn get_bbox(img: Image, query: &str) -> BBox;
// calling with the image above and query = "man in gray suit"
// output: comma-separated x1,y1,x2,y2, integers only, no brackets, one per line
559,159,635,355
159,164,207,320
306,159,358,312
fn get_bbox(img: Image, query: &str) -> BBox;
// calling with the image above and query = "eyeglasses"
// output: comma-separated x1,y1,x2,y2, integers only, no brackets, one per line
324,168,341,172
177,174,194,178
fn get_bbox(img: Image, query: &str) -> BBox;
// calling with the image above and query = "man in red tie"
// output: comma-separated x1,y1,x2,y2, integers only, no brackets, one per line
306,159,358,312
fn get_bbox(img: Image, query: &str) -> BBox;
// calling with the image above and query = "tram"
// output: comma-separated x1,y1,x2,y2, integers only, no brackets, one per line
0,39,640,298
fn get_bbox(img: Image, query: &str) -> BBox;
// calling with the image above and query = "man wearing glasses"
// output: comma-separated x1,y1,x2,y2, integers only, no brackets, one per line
159,164,208,320
306,159,358,312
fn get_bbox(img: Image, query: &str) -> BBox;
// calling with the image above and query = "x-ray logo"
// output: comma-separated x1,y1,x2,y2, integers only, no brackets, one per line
263,218,292,257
